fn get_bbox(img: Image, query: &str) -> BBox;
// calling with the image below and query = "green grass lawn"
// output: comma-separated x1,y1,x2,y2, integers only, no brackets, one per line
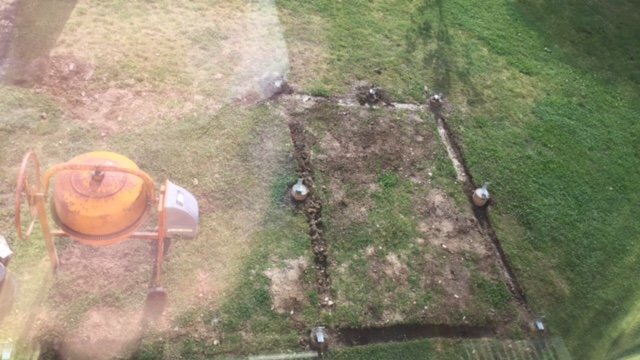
2,0,639,358
277,0,640,358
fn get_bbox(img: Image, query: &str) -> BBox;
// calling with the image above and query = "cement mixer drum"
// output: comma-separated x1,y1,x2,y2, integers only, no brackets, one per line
51,151,151,244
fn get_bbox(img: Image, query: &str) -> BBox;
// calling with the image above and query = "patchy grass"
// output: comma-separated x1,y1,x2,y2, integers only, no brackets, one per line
293,103,518,328
325,171,428,326
4,0,298,353
0,86,299,356
0,0,297,351
132,169,319,358
0,0,299,357
278,0,640,358
2,0,639,358
307,85,332,98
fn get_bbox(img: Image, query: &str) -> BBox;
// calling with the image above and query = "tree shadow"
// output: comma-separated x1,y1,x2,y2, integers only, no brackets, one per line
405,0,482,104
514,0,640,85
568,254,640,359
1,0,77,83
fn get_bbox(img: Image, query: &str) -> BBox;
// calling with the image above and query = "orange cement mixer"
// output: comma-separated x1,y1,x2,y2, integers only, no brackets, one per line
14,151,199,317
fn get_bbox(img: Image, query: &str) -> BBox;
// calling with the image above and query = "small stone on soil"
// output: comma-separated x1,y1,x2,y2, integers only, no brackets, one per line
365,246,376,257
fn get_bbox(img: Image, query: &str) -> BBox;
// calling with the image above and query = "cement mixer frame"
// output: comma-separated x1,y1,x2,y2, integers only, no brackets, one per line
14,151,199,316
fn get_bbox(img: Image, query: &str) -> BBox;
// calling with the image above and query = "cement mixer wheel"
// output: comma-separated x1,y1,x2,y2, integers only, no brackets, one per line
15,151,41,241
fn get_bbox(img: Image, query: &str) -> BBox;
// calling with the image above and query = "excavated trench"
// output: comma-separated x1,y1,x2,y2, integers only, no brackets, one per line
434,115,530,309
336,323,495,346
282,93,531,312
287,118,332,307
284,108,501,347
277,92,536,348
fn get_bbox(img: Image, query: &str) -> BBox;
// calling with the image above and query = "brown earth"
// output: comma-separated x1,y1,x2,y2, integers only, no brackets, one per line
49,240,154,305
289,99,514,326
31,239,155,359
296,100,438,230
264,257,309,315
419,189,488,256
59,307,143,360
16,54,192,136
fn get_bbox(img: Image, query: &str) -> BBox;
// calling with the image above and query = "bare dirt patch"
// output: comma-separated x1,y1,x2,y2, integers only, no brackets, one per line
306,104,437,183
31,239,154,358
382,253,409,282
19,54,95,92
59,307,143,360
414,190,495,317
13,54,193,136
420,189,488,256
50,240,154,303
264,257,309,314
368,252,409,287
298,101,438,229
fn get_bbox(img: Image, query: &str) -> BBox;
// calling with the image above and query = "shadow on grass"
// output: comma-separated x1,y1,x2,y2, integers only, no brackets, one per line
575,252,640,360
514,0,640,85
404,0,482,104
1,0,77,83
511,96,640,360
575,229,640,359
